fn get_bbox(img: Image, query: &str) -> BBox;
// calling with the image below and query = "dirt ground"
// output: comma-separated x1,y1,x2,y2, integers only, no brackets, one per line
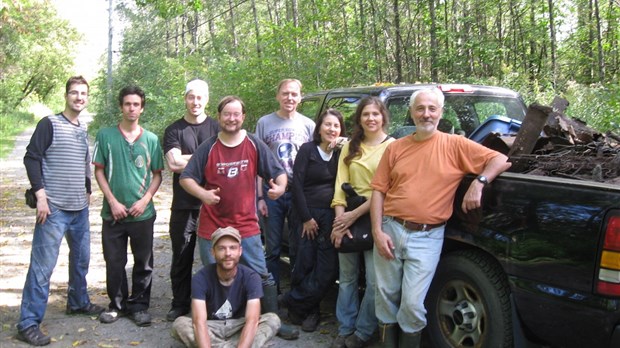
0,125,383,348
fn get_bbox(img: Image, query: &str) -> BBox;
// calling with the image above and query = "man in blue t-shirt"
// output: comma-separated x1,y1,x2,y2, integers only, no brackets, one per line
171,227,281,347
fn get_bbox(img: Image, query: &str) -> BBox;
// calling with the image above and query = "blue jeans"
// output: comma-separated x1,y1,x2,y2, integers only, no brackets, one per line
374,216,444,333
263,190,297,289
198,234,275,287
336,249,377,341
18,204,91,331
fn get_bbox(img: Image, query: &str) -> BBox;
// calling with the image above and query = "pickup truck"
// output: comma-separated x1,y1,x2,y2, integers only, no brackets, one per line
298,84,620,348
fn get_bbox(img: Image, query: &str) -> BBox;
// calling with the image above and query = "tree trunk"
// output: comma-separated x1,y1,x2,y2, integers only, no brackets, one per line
370,0,382,82
394,0,403,83
429,0,438,82
292,0,299,27
594,0,605,81
548,0,557,87
251,0,262,58
496,0,504,79
529,0,537,81
607,0,618,79
228,0,238,57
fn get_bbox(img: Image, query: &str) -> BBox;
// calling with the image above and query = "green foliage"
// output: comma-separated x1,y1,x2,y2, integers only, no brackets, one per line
0,110,35,159
0,0,80,115
89,53,191,137
560,83,620,133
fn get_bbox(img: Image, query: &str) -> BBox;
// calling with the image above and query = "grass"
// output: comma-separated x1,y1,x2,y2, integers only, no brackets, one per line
0,111,36,159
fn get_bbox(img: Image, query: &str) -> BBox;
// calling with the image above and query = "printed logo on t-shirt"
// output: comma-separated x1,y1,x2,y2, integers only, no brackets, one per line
216,160,249,178
277,142,295,176
213,299,233,319
134,155,145,168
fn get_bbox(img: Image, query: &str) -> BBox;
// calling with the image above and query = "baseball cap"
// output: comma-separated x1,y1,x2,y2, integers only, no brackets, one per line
211,226,241,247
185,79,209,96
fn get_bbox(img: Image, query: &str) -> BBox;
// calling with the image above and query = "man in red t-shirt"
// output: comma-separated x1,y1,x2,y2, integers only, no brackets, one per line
180,96,299,340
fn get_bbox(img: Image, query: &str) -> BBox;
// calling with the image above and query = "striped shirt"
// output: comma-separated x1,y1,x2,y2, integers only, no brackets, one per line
24,113,90,211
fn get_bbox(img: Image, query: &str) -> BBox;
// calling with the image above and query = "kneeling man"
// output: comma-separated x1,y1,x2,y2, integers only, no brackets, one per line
172,227,281,348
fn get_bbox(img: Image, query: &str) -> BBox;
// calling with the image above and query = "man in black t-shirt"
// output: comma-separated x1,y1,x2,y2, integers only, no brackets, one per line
163,79,219,321
171,227,281,347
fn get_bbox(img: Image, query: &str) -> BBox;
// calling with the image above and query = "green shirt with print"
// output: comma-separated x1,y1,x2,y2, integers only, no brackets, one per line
93,126,164,222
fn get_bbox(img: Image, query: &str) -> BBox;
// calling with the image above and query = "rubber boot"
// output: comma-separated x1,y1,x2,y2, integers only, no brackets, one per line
379,323,399,348
262,284,299,340
399,329,421,348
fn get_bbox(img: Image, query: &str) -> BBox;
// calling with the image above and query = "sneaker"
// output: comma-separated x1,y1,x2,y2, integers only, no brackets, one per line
330,335,349,348
16,326,51,346
66,303,105,316
166,307,189,322
345,333,368,348
130,310,151,327
301,312,320,332
99,308,124,324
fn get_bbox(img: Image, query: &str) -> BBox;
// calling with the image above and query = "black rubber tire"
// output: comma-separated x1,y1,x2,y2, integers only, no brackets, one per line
425,250,513,348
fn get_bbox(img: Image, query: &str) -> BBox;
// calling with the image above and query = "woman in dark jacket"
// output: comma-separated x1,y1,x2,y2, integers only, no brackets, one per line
278,108,345,332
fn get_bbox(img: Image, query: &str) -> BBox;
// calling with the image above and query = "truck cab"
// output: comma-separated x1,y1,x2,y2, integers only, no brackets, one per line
298,83,527,139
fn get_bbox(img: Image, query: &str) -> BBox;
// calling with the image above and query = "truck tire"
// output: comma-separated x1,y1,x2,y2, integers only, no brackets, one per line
425,250,513,348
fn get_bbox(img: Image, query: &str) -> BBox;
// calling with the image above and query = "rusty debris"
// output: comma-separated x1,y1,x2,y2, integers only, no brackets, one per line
485,97,620,183
510,142,620,183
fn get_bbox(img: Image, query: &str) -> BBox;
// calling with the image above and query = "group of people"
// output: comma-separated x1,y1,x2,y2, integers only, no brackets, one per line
16,75,511,348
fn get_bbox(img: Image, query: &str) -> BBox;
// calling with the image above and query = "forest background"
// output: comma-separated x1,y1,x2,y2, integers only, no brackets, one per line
2,0,620,151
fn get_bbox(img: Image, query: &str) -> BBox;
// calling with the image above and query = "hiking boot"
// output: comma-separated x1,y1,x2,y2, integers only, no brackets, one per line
277,293,289,309
130,310,151,327
99,308,125,324
330,335,349,348
66,303,105,316
166,307,189,322
287,310,305,325
277,323,299,340
345,333,368,348
16,326,51,346
301,312,320,332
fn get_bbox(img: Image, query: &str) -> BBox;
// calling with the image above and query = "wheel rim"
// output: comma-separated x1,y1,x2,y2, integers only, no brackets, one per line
436,279,486,347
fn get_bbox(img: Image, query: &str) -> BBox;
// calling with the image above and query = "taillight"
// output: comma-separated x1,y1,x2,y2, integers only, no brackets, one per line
597,215,620,296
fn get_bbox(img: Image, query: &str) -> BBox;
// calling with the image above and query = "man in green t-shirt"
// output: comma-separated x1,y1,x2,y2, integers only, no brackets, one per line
92,85,164,327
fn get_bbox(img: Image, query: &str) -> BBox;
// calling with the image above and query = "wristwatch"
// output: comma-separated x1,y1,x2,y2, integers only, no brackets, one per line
476,175,489,185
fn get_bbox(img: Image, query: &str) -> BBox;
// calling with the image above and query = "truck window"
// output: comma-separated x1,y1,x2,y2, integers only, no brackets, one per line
386,95,525,137
444,96,525,136
298,97,322,121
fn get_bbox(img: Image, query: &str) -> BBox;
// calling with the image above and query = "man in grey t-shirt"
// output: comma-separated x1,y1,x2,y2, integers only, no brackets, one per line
255,79,315,292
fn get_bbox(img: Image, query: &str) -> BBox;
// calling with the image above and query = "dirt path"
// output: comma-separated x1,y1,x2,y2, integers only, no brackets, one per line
0,126,346,348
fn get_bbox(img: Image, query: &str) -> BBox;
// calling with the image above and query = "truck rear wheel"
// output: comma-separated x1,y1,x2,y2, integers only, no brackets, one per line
425,250,513,348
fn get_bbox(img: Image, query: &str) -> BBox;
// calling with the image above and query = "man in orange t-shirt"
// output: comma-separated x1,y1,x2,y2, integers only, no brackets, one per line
369,87,511,348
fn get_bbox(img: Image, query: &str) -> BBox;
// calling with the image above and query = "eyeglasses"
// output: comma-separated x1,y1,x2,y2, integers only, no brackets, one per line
67,90,89,97
221,112,243,118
